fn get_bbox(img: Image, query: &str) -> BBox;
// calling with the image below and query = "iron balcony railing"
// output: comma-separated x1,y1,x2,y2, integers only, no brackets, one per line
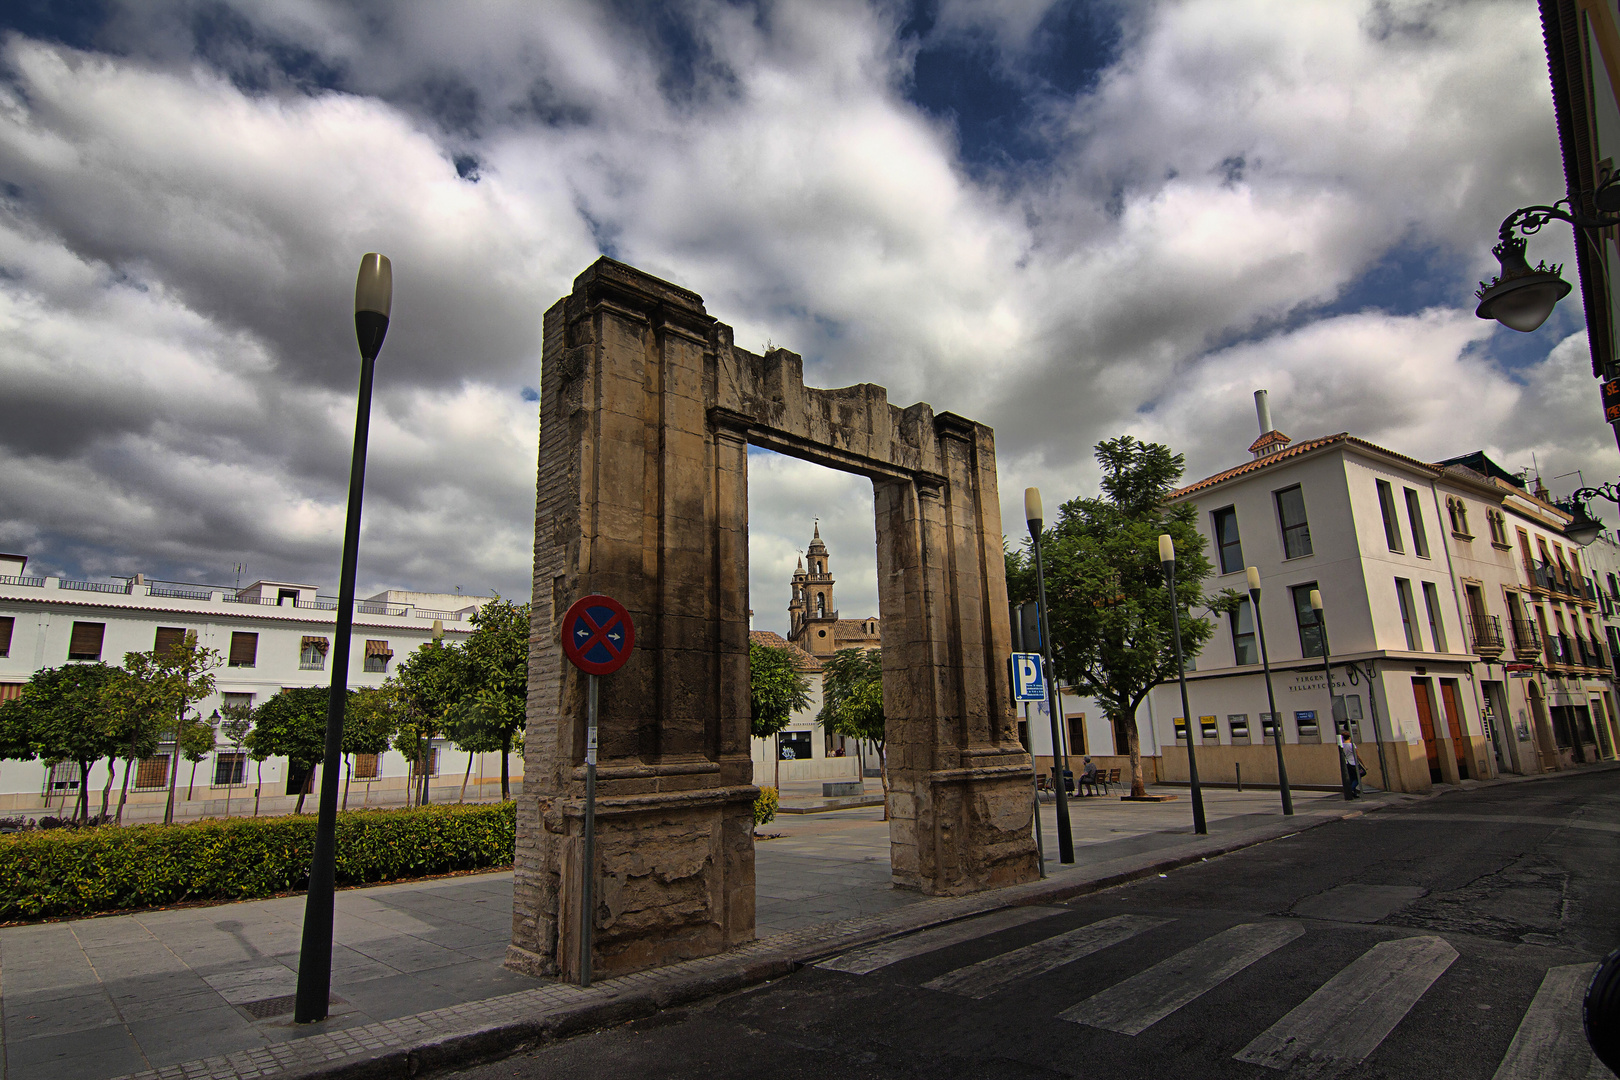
60,578,131,594
147,584,213,600
1468,614,1506,657
1509,618,1542,655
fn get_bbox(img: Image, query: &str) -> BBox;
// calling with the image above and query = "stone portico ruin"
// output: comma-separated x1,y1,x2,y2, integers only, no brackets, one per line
507,258,1038,982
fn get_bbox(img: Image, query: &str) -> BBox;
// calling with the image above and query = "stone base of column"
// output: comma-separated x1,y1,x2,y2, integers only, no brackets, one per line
890,757,1040,896
553,784,758,982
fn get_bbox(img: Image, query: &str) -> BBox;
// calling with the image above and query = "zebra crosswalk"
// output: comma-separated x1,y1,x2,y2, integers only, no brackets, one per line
814,907,1607,1078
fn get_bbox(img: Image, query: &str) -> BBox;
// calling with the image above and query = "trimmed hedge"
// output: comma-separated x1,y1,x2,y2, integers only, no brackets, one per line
0,802,515,921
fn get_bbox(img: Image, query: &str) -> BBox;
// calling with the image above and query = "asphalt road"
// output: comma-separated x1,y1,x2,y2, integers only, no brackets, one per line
457,770,1620,1079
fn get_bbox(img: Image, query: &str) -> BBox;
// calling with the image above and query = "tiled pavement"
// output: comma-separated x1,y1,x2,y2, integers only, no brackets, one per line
1,784,1375,1080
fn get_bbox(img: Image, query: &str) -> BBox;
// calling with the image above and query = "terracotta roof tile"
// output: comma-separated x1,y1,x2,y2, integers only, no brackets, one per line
1169,433,1448,501
749,629,823,670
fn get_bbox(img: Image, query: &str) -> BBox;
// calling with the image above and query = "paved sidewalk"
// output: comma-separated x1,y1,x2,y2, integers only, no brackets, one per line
1,783,1388,1080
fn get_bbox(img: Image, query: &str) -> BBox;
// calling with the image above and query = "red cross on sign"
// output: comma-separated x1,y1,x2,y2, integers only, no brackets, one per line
561,595,635,675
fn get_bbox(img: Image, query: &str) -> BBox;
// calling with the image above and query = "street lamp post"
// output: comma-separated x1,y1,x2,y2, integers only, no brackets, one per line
1159,535,1207,835
295,253,392,1025
1246,567,1292,816
1026,488,1074,864
1308,589,1350,801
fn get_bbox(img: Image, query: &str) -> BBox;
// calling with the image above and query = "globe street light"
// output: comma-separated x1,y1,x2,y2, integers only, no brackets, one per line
1025,488,1074,864
295,253,392,1025
1474,176,1620,332
1245,567,1292,816
1159,534,1207,835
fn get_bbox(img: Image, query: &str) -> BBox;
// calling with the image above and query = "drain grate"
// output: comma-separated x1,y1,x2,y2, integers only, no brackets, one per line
238,993,341,1020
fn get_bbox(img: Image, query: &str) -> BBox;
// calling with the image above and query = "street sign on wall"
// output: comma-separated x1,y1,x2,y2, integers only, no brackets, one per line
562,595,635,675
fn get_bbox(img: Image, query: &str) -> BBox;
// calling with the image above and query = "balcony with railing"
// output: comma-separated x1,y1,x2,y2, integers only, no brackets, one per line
1509,618,1542,659
1467,614,1506,658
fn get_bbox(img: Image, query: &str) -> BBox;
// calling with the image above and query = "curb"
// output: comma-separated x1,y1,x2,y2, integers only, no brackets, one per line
113,795,1396,1080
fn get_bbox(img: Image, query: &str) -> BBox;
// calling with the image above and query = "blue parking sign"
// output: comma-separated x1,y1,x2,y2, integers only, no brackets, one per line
1011,652,1045,702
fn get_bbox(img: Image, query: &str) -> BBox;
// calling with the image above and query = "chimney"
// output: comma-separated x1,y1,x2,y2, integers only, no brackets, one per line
1248,389,1292,460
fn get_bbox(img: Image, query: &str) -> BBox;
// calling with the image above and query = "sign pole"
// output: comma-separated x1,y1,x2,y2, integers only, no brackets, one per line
581,672,598,987
1026,700,1046,877
560,593,632,989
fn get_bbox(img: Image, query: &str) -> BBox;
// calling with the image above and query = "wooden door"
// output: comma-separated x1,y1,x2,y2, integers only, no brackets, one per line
1412,678,1440,781
1439,679,1469,779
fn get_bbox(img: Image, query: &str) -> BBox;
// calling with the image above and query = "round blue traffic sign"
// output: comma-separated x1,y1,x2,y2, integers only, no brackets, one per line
561,594,635,675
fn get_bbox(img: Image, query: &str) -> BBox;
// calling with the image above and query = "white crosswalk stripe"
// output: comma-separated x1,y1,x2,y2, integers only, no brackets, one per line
1059,920,1305,1035
816,906,1066,975
1491,963,1608,1080
1234,935,1457,1076
921,914,1171,1000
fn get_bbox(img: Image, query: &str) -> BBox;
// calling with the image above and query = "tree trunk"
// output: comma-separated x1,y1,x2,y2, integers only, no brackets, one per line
254,759,262,816
459,751,472,803
187,759,198,803
773,734,781,793
78,760,91,823
295,765,312,815
1125,716,1146,798
116,756,133,825
342,753,351,811
100,757,117,820
163,700,187,825
501,732,511,799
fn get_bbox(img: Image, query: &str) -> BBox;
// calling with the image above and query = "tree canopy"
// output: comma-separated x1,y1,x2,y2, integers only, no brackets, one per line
455,597,529,798
247,686,331,813
7,663,123,821
1007,436,1236,796
749,640,812,741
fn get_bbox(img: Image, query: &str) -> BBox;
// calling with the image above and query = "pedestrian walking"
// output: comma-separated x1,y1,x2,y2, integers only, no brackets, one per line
1337,723,1360,800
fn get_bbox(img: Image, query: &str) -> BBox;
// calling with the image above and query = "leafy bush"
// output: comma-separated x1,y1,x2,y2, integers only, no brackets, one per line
753,786,779,826
0,801,515,921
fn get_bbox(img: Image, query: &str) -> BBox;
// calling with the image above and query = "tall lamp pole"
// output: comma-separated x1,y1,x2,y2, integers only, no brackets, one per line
295,253,392,1024
1246,566,1292,815
1026,488,1074,864
1160,535,1207,834
1308,589,1348,802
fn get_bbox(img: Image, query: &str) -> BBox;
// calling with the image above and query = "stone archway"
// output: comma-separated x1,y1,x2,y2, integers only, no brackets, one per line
506,258,1038,982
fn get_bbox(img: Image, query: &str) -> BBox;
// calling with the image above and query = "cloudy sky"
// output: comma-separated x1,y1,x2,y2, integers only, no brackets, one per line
0,0,1604,635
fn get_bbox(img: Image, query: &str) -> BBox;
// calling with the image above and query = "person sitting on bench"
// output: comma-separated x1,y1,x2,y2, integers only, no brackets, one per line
1079,757,1100,795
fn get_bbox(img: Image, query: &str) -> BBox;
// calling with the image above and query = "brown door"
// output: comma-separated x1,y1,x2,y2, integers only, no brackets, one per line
1413,678,1441,782
1439,679,1469,779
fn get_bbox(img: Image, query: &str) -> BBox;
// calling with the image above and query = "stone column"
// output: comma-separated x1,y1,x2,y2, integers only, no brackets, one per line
509,260,756,981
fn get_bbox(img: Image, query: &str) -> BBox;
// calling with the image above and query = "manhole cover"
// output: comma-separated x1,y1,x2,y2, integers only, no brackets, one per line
239,993,341,1020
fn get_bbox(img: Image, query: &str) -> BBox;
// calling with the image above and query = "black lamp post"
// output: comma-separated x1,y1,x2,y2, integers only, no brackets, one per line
1026,487,1074,864
294,253,392,1024
1308,588,1351,801
1245,566,1292,815
1563,482,1620,547
1159,534,1207,835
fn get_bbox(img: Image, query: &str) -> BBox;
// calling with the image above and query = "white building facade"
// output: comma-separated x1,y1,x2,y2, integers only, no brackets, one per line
1146,414,1620,795
0,555,517,821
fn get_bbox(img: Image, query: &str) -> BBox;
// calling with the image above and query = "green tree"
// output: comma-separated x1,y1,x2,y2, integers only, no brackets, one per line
181,710,217,802
247,687,330,814
456,597,529,799
817,648,886,814
108,654,169,824
1030,436,1237,797
750,639,812,791
444,700,505,802
12,664,123,822
393,639,468,805
217,701,254,818
145,632,223,824
344,685,400,809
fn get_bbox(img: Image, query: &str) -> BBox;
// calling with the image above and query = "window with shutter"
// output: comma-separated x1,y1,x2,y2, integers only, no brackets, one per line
354,753,380,779
0,683,22,702
364,639,393,673
0,616,12,657
68,621,105,660
228,632,258,667
153,627,188,655
300,636,328,669
135,755,170,789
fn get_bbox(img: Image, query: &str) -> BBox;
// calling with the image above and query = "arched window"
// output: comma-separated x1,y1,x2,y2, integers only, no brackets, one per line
816,594,825,616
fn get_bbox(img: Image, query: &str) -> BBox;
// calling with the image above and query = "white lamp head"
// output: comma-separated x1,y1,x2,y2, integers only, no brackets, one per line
1246,566,1261,593
1309,588,1323,611
1025,487,1043,534
354,253,393,360
1158,534,1175,564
